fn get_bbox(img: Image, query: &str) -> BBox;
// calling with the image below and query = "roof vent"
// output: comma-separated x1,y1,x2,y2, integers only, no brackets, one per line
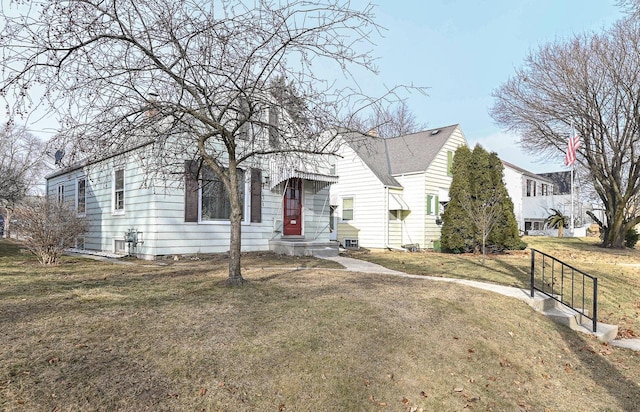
430,129,440,135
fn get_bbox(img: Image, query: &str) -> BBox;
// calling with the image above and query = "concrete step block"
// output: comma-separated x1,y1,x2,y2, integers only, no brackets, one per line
541,305,581,329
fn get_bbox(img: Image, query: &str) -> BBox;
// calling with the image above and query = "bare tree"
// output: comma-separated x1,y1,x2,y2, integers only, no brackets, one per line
491,18,640,248
13,197,88,265
618,0,640,18
349,100,427,138
0,125,48,238
0,0,424,283
459,195,502,265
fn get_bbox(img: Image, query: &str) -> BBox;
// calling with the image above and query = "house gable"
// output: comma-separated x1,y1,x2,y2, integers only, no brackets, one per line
342,124,461,186
333,124,468,250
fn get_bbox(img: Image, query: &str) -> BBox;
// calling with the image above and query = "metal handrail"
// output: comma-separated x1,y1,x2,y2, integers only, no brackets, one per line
530,248,598,332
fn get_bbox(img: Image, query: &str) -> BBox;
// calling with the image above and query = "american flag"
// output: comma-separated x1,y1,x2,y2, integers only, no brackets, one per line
564,135,581,166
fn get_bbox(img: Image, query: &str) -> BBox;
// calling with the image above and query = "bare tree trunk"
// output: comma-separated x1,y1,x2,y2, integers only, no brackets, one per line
481,231,487,265
226,209,245,285
603,208,626,248
224,167,246,286
5,208,12,239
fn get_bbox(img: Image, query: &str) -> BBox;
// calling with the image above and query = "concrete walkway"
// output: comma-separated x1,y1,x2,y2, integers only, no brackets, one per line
323,255,537,302
322,255,640,351
66,251,137,265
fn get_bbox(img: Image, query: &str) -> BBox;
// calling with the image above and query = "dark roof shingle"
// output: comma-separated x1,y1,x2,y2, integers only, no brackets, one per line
344,124,460,187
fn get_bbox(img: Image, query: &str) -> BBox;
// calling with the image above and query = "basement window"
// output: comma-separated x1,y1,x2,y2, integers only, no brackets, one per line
343,239,359,249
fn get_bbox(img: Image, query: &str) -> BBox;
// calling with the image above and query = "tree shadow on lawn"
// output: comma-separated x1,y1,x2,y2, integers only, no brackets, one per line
456,254,530,288
553,322,640,410
0,267,219,324
0,239,28,258
1,267,403,410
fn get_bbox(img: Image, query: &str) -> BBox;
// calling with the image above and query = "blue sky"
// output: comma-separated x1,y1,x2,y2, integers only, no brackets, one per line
354,0,624,173
4,1,624,174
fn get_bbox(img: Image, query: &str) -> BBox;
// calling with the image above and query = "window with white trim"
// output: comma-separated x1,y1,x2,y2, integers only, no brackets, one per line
76,177,86,215
200,168,246,221
114,239,126,254
342,197,354,221
113,168,125,213
57,184,64,203
426,194,439,216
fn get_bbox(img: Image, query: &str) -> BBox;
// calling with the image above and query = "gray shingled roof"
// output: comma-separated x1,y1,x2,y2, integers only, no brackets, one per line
501,160,554,183
343,124,460,188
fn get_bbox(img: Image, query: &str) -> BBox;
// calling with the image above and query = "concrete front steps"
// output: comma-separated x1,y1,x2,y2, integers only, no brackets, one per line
269,239,339,257
528,293,618,343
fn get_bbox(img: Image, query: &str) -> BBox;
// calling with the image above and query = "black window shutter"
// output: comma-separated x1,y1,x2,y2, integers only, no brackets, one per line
184,160,199,222
250,168,262,223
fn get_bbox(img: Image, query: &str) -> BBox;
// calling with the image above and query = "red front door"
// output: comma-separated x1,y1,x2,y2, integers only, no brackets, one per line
283,178,302,236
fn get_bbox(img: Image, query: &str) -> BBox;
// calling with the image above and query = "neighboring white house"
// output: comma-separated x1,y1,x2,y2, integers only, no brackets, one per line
329,124,467,250
502,161,594,236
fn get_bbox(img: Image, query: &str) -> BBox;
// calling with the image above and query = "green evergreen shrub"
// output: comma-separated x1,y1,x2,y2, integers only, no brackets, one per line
441,144,520,254
625,227,639,248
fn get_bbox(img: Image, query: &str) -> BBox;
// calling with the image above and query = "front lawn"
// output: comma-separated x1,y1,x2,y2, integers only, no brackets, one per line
350,236,640,339
2,238,640,411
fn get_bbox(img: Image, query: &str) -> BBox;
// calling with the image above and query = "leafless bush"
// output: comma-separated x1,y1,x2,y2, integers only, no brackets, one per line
14,197,88,265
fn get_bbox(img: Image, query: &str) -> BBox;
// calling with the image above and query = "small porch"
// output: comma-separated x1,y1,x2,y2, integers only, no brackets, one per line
267,161,339,257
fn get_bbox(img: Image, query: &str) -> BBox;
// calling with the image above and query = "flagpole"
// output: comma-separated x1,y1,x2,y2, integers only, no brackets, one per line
570,162,575,232
570,122,575,233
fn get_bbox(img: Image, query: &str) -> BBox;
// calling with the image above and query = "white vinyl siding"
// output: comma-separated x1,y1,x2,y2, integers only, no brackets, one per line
45,145,333,259
394,174,424,248
422,127,467,249
329,127,467,250
387,211,403,246
331,144,387,248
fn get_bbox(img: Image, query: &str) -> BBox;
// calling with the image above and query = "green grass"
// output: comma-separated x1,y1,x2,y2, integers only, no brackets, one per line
2,238,640,411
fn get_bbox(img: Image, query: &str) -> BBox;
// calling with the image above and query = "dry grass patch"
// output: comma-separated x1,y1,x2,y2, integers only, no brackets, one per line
2,239,640,411
350,236,640,339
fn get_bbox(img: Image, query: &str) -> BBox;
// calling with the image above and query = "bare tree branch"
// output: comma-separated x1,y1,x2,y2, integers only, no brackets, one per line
1,0,427,280
0,124,48,237
491,18,640,248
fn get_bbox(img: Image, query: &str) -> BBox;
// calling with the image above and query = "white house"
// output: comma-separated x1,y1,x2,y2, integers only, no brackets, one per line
329,124,467,250
502,161,592,235
46,104,339,259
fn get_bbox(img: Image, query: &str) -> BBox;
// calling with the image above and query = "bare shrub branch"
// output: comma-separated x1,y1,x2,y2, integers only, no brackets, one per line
14,197,88,265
